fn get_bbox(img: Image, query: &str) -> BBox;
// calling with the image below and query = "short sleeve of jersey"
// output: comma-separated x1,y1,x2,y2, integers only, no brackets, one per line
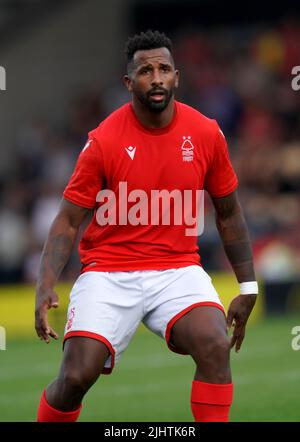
204,123,238,198
63,136,104,209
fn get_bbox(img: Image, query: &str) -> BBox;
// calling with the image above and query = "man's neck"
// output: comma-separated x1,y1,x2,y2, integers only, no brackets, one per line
131,97,175,129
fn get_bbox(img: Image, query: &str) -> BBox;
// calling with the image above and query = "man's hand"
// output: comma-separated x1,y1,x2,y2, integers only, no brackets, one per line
35,289,59,343
226,294,257,352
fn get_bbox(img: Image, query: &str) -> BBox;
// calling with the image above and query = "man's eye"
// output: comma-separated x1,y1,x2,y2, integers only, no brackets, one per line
161,66,170,72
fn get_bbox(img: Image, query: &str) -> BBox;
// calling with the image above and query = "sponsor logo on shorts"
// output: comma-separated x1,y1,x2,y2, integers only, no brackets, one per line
66,307,76,331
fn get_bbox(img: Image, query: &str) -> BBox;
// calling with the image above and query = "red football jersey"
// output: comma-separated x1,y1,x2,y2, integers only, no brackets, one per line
63,101,238,272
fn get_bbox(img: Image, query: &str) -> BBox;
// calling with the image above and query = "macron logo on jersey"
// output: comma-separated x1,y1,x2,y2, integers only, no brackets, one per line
125,146,136,160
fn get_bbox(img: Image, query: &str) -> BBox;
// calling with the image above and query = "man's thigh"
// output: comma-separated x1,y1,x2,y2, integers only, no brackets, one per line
170,306,228,355
143,265,225,354
63,271,144,374
60,337,110,381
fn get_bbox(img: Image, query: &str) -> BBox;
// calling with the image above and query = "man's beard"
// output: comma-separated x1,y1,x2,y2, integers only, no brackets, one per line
136,86,175,113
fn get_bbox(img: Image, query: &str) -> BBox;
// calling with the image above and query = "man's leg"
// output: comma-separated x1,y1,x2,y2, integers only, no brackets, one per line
170,306,233,422
37,337,109,422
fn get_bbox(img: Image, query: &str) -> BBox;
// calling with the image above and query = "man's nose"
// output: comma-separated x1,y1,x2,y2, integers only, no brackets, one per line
151,69,163,86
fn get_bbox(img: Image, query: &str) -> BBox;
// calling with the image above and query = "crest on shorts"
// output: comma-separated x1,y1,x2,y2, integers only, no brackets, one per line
66,307,75,331
181,136,194,162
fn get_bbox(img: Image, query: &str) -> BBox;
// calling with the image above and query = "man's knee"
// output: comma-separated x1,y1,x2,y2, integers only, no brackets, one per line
187,331,231,383
59,369,89,393
58,341,108,395
198,333,231,361
59,337,109,393
59,366,98,395
186,330,231,360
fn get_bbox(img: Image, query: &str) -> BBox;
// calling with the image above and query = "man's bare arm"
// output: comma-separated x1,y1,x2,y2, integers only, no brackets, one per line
211,191,257,352
212,191,255,283
35,199,89,343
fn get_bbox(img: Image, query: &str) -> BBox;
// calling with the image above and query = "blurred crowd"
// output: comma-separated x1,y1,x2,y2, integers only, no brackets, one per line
0,20,299,284
174,19,300,282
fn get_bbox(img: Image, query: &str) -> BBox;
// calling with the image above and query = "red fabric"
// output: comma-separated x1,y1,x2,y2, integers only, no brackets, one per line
165,302,225,355
37,389,82,422
63,101,238,272
63,330,115,375
191,380,233,422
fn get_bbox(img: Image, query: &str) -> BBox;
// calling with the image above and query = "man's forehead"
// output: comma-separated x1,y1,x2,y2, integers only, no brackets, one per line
133,47,173,66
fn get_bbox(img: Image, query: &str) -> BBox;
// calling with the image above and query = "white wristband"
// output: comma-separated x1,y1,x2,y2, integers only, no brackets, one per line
239,281,258,295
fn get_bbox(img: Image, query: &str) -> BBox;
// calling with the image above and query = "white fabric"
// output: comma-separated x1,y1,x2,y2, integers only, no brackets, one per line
239,281,258,295
64,265,224,372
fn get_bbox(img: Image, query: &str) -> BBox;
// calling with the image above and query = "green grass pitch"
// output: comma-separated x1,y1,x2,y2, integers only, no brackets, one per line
0,315,300,422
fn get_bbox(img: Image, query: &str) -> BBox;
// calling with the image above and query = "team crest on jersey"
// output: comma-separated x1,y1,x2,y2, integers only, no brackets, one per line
181,136,194,162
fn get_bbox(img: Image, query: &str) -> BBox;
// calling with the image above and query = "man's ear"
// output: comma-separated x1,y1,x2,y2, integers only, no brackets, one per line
123,75,133,92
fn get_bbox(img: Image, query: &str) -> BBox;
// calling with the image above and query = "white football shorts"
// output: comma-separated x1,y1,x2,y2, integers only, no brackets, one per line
63,265,225,374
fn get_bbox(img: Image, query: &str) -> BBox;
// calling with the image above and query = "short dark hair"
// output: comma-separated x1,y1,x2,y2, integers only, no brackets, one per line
125,30,173,67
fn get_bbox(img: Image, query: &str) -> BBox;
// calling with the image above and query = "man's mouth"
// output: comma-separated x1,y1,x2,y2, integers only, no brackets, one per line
149,90,166,102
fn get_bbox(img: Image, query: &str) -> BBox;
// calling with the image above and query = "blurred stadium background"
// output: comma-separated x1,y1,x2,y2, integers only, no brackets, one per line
0,0,299,421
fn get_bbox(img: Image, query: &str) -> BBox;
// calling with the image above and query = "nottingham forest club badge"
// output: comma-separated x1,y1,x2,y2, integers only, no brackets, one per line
181,136,194,162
